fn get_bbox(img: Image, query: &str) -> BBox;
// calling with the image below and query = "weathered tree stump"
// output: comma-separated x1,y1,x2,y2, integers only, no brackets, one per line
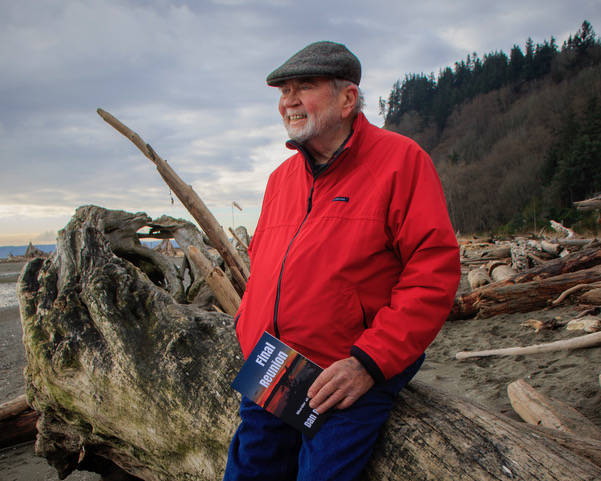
19,208,241,480
17,207,601,480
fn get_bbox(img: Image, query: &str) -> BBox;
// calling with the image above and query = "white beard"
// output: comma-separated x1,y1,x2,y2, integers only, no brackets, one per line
284,102,341,143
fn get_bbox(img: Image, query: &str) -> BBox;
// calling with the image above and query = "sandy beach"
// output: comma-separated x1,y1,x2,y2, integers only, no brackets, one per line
1,260,600,479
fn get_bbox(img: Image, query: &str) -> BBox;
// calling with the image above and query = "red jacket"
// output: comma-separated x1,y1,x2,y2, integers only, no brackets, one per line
235,113,460,381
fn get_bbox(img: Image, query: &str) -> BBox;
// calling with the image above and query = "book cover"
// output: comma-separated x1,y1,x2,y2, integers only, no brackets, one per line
231,331,328,438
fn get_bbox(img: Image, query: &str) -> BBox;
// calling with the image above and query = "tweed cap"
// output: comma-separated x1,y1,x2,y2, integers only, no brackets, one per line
266,41,361,86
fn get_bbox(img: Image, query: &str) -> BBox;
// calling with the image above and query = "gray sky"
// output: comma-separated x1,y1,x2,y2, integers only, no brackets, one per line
1,0,600,246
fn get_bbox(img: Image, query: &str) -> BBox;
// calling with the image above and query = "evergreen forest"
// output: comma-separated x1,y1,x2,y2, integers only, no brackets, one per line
380,21,601,235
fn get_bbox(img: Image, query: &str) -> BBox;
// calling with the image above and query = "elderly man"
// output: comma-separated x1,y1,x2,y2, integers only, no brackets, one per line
224,41,460,481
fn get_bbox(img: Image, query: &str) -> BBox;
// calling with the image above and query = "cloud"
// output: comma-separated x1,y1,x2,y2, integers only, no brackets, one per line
1,0,600,245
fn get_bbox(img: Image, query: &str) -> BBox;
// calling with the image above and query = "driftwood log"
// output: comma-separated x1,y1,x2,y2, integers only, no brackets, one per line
97,108,249,296
467,267,490,290
574,194,601,211
187,246,241,316
507,379,601,440
485,260,516,283
513,244,601,283
0,394,38,448
17,207,601,480
149,215,223,306
580,287,601,305
456,331,601,359
451,264,601,320
0,393,29,420
228,227,248,252
0,409,38,448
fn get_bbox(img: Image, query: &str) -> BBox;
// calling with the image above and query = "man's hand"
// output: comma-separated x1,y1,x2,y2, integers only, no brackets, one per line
307,357,374,414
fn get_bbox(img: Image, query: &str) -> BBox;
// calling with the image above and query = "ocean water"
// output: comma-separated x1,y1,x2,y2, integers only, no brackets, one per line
0,244,56,259
0,283,17,308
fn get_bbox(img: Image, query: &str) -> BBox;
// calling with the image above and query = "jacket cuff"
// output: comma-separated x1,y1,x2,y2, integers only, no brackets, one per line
350,345,386,384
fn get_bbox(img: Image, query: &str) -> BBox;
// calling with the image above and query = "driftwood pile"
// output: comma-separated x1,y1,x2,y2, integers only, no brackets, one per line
453,223,601,357
454,231,601,320
9,205,601,480
451,221,601,461
5,110,601,480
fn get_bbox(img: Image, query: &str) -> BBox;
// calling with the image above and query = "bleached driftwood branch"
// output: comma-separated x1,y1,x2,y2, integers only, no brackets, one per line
456,331,601,359
97,108,249,296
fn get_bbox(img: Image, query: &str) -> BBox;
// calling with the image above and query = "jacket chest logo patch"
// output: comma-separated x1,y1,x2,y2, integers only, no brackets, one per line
332,196,350,202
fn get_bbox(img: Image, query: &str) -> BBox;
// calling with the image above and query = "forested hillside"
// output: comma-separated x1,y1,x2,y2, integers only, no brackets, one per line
380,21,601,234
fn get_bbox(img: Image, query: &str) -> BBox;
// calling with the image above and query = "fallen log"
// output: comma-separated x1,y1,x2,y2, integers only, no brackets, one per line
540,240,561,255
14,206,601,480
456,331,601,359
555,238,596,247
553,282,601,305
477,245,511,259
150,215,225,306
450,264,601,320
0,409,38,448
581,287,601,305
228,227,248,252
507,379,601,440
0,393,38,448
574,194,601,211
97,108,249,296
467,267,490,290
0,393,29,421
512,244,601,283
550,220,575,238
366,381,601,479
187,246,240,316
488,262,516,282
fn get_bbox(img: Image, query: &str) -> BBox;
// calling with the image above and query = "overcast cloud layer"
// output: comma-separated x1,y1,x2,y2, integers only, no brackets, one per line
1,0,600,245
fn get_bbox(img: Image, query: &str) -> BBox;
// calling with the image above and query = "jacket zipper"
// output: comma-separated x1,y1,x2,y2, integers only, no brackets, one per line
273,179,315,338
272,144,349,339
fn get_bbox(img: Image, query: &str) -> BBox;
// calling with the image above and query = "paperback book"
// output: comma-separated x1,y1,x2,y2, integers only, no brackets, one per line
231,331,328,438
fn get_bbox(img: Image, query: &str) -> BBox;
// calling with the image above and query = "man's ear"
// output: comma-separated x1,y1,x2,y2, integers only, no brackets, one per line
340,84,358,119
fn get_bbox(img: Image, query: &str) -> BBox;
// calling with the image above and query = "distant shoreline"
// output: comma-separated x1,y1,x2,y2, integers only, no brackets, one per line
0,244,56,260
0,240,165,260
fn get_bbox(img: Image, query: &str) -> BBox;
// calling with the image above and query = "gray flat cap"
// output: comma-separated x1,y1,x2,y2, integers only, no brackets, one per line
266,41,361,86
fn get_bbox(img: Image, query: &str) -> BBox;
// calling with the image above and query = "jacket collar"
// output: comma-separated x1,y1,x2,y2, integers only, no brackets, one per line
285,112,367,178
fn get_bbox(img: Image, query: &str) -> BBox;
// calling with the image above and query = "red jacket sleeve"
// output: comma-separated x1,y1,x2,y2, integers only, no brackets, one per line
352,147,460,380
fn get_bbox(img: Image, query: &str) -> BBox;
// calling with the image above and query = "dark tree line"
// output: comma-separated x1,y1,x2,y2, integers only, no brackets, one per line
539,97,601,225
380,21,601,131
379,21,601,235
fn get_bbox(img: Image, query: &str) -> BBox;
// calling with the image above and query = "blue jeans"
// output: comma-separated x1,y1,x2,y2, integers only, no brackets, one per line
223,354,424,481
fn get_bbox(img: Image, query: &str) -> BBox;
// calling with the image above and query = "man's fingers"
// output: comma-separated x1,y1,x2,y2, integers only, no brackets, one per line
308,377,338,409
307,357,375,413
311,389,345,414
307,369,332,399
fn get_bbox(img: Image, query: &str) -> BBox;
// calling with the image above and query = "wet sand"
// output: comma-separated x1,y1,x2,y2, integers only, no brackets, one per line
1,261,600,479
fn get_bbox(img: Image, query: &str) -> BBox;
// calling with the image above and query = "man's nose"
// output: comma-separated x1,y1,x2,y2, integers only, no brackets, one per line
282,90,300,107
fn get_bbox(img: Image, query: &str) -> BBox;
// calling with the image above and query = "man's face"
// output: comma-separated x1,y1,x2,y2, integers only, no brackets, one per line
278,78,342,143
